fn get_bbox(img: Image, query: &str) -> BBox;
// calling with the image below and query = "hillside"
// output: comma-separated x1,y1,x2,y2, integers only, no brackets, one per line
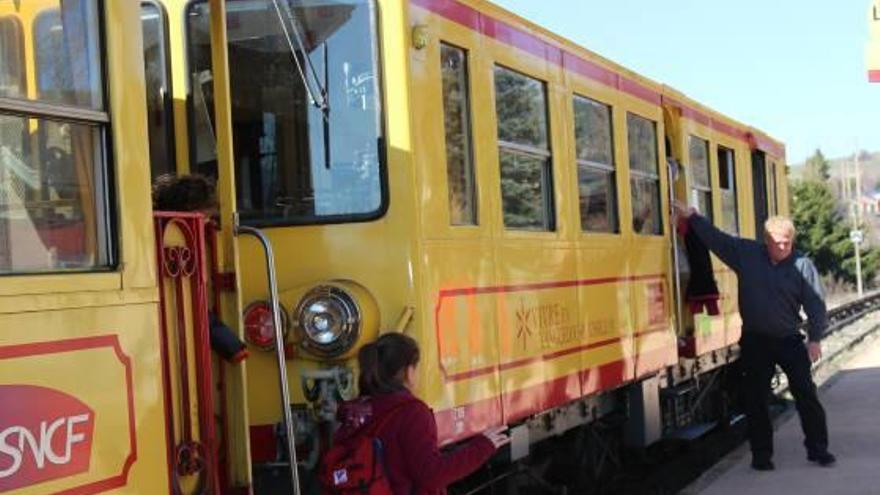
790,150,880,194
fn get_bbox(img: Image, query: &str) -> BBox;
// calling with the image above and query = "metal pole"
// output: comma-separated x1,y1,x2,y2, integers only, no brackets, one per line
855,151,864,297
668,159,684,337
856,240,864,297
235,223,301,495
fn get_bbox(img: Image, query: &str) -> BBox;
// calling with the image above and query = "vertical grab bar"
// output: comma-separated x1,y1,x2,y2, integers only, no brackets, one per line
235,224,301,495
667,159,685,339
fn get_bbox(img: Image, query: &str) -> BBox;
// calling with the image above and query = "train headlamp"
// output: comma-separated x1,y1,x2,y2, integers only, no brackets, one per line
295,285,361,357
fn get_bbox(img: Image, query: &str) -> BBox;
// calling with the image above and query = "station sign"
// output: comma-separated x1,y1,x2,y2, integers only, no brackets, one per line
867,0,880,82
851,229,864,244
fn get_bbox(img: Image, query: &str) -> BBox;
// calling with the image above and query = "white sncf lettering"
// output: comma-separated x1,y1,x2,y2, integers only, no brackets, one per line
0,414,90,479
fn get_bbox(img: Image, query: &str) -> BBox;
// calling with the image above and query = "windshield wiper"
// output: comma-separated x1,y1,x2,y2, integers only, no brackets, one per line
270,0,329,113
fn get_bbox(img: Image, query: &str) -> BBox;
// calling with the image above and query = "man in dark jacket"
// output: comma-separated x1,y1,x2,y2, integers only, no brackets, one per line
673,203,835,471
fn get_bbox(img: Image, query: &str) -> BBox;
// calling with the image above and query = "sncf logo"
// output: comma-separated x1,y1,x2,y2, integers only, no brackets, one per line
0,385,95,492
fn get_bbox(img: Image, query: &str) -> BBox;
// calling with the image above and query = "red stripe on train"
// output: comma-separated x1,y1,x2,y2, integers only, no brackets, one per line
435,344,675,444
411,0,783,156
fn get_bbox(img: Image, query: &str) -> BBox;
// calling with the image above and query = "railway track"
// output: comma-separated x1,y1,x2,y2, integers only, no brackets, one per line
816,290,880,339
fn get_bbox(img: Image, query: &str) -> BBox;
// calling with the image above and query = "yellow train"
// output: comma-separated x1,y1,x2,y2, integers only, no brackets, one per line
0,0,787,493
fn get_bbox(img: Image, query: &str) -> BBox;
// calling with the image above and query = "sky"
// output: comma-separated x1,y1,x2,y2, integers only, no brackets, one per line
492,0,880,165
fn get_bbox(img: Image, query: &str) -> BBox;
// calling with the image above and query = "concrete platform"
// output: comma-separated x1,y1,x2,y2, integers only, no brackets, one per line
684,338,880,495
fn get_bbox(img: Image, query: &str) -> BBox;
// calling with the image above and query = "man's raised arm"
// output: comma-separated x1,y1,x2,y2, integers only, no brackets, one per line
673,203,743,272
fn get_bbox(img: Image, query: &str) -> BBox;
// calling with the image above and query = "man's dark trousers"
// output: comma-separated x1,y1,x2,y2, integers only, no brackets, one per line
739,333,829,461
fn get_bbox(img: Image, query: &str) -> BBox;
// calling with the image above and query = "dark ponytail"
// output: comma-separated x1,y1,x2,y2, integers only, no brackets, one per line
357,333,420,396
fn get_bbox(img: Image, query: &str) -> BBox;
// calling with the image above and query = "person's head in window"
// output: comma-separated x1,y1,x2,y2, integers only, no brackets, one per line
152,173,218,217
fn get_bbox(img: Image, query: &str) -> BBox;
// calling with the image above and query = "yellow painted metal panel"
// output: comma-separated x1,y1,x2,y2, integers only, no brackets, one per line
107,0,157,291
0,304,168,494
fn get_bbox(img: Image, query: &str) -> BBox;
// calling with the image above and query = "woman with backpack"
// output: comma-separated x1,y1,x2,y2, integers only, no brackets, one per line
323,333,509,494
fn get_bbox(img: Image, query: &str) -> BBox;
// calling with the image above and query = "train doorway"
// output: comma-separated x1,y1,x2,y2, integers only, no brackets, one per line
751,150,769,239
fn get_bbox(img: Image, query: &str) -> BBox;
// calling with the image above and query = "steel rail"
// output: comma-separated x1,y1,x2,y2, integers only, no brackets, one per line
816,290,880,338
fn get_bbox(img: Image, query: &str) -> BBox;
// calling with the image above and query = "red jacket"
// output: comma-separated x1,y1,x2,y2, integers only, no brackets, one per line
334,390,496,495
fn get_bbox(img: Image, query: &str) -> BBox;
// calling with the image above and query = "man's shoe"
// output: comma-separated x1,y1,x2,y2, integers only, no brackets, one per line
751,458,775,471
807,451,836,467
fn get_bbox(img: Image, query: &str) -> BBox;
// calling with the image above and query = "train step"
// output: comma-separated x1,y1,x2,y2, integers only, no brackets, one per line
666,421,718,441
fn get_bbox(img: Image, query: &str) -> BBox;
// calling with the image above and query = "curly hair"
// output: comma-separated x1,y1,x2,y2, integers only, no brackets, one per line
152,174,217,212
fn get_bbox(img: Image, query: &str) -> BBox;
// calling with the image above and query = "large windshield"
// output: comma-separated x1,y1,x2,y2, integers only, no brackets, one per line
186,0,384,225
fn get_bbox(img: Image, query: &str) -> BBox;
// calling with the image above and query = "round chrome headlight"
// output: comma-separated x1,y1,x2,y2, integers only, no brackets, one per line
294,285,361,357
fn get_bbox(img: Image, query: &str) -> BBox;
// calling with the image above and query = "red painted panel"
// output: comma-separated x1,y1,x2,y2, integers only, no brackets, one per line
0,386,95,492
619,77,662,106
563,51,618,88
248,425,276,464
869,70,880,83
411,0,479,30
502,371,581,424
435,394,503,446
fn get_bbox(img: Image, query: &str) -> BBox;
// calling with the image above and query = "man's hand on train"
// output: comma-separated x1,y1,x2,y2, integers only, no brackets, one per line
672,201,696,222
808,341,822,362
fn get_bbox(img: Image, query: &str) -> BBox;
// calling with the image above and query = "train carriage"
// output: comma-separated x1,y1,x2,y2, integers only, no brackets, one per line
0,0,788,493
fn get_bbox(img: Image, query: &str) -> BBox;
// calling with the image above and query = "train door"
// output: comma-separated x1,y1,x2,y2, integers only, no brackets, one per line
751,150,769,238
662,108,687,345
139,1,254,491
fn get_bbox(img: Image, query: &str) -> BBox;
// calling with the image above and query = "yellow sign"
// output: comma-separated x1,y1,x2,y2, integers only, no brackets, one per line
867,0,880,82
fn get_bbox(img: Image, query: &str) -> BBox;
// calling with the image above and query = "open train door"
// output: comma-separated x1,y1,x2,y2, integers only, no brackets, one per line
163,1,305,493
200,2,304,493
661,103,688,349
751,150,769,239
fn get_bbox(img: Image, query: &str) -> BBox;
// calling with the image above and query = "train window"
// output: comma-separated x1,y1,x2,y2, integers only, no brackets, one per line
573,95,617,233
141,2,176,180
440,43,477,226
185,0,386,226
627,113,662,235
33,5,103,109
0,17,25,98
0,0,112,274
717,146,739,234
769,161,779,215
688,136,712,223
494,66,554,231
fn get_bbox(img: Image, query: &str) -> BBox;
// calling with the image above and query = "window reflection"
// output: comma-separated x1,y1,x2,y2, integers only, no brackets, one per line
440,43,477,226
688,135,712,223
141,3,176,179
717,146,738,234
0,17,25,99
33,1,103,110
186,0,385,225
574,96,617,233
0,115,108,273
0,0,111,274
627,113,661,235
495,66,553,231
